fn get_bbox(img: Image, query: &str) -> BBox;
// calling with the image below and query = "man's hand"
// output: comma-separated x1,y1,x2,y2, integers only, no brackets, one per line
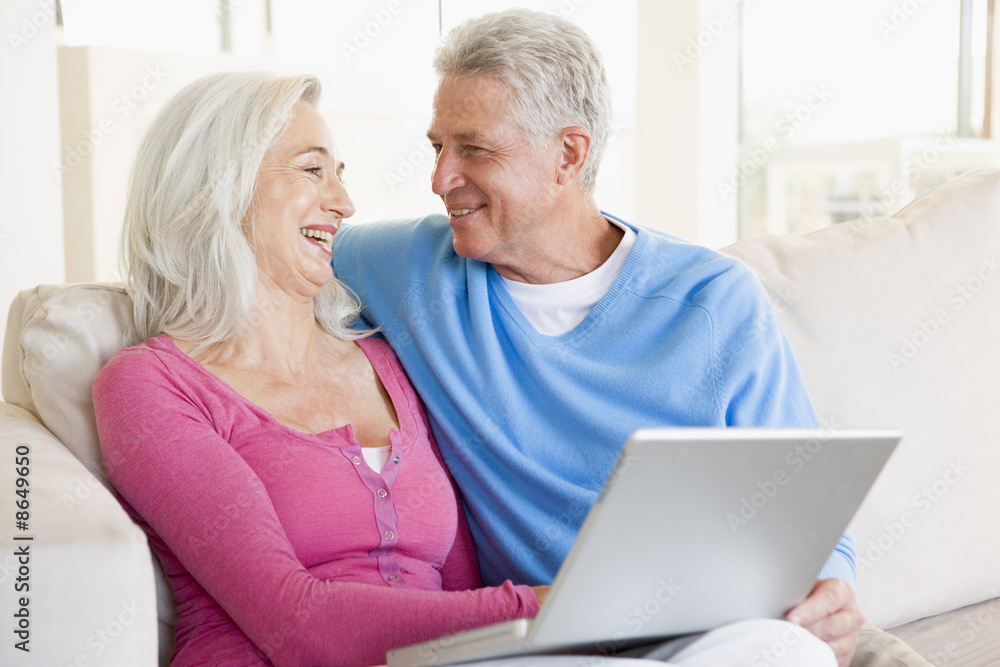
786,578,864,667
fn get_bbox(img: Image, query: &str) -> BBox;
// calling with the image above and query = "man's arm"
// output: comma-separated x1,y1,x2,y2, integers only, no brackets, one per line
704,260,863,665
819,530,857,585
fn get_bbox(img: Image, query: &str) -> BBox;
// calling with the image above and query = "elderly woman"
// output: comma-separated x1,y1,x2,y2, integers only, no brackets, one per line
92,71,541,666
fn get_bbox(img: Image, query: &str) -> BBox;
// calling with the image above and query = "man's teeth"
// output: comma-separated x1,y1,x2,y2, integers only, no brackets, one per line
451,208,477,217
300,228,333,246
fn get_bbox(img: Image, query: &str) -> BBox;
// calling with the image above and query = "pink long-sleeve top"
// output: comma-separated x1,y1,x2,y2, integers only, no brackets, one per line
92,334,538,667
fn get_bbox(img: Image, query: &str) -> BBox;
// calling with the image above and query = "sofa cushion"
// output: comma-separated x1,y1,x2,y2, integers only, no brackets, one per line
887,596,1000,665
853,622,933,667
0,402,159,665
723,169,1000,629
3,284,134,487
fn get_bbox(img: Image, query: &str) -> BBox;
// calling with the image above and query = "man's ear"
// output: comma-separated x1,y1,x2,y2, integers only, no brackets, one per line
556,126,591,186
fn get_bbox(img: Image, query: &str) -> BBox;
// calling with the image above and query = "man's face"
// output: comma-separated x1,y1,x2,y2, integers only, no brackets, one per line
427,75,562,274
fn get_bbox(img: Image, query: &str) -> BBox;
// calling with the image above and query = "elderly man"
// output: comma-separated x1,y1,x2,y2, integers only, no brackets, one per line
334,8,861,666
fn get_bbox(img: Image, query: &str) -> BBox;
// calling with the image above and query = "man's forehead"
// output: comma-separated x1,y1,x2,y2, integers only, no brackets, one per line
428,78,514,137
434,76,511,112
426,123,492,141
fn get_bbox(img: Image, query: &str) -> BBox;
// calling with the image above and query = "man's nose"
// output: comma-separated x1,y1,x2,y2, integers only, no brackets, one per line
431,149,465,196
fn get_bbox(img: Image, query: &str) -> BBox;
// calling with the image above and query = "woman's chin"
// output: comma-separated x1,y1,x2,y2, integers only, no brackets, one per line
256,264,334,300
305,265,336,293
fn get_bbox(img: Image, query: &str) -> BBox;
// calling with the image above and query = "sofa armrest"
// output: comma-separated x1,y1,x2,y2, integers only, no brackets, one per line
0,402,158,666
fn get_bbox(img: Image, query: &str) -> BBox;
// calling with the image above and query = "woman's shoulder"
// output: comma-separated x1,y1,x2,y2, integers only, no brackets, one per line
356,334,408,382
93,334,233,442
95,334,196,394
100,333,176,370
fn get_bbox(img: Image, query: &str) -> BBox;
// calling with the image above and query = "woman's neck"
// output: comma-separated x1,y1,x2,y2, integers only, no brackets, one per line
175,282,348,377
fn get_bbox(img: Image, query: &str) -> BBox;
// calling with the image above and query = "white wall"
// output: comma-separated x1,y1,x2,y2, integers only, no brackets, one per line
58,47,252,282
635,0,740,245
0,1,66,379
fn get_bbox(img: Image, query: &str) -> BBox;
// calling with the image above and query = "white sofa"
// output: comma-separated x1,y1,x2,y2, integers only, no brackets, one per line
2,168,999,666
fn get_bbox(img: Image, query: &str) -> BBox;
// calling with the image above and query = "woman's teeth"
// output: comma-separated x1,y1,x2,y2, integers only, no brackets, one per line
300,228,333,249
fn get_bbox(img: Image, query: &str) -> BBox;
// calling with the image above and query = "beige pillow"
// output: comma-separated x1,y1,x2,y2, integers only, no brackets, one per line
723,169,1000,629
7,284,134,488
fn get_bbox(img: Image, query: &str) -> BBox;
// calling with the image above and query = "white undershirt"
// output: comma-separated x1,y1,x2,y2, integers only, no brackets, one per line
500,218,637,336
361,445,391,473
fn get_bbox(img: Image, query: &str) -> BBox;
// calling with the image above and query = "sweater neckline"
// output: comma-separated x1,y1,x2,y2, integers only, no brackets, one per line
145,334,415,449
487,212,647,343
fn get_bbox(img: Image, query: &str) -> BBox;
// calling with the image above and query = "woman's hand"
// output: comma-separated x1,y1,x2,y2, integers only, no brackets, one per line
530,585,551,606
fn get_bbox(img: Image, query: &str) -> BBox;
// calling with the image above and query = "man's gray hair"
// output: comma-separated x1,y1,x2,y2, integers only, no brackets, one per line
122,70,368,346
433,8,613,194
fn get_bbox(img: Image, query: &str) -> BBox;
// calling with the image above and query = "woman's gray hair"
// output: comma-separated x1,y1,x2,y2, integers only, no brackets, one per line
433,8,613,194
122,70,370,346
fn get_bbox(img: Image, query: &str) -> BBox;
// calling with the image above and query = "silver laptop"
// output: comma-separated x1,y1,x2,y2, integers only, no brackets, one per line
387,427,901,667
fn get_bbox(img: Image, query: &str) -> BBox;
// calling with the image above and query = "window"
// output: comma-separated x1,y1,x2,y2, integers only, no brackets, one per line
739,0,996,236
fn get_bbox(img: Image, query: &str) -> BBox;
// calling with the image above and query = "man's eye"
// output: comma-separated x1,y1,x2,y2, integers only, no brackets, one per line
430,144,442,156
305,166,321,176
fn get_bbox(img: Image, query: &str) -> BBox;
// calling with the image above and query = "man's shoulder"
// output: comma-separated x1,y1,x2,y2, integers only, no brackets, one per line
332,214,464,305
336,214,452,253
623,220,759,309
607,212,740,269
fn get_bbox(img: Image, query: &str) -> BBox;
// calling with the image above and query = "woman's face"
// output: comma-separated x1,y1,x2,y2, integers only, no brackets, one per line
249,101,355,298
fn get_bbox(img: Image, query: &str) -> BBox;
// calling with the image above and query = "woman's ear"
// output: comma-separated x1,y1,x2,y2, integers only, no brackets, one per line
556,126,591,186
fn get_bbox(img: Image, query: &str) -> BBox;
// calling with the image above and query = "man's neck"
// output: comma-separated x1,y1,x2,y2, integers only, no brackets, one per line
493,203,625,285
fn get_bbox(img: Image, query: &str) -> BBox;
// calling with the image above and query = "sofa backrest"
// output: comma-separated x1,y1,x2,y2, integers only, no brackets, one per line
723,168,1000,628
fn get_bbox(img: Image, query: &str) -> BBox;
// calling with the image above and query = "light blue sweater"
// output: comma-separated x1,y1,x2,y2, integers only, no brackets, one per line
333,213,856,587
